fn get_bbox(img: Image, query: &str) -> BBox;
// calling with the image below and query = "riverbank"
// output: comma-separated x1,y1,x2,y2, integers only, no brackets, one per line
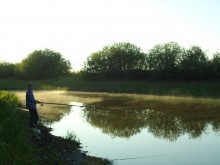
0,91,112,165
0,91,37,164
1,76,220,98
29,119,112,165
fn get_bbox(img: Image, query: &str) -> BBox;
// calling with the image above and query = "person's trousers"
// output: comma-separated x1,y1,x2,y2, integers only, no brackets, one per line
29,108,39,126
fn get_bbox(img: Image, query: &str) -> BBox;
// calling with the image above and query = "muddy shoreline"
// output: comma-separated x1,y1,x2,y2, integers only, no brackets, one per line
30,124,112,165
19,107,112,165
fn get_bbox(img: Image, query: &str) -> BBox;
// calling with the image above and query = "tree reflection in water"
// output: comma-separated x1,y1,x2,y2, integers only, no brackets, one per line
82,98,220,141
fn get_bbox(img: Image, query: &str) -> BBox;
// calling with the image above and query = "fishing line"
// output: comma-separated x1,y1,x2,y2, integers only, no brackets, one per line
112,154,168,161
39,101,147,114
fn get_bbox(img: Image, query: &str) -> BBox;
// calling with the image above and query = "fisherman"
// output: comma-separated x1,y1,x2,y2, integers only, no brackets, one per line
26,82,41,127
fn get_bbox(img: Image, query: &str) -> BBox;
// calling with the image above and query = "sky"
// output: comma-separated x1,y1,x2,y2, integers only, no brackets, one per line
0,0,220,71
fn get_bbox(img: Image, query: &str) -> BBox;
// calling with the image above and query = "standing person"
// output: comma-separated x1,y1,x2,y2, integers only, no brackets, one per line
26,82,40,127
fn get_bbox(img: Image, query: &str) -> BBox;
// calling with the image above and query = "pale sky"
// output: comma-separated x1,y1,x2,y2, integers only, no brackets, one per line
0,0,220,71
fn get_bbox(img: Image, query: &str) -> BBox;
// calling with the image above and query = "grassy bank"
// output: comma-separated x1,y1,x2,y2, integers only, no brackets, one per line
0,91,112,165
0,91,37,165
1,76,220,98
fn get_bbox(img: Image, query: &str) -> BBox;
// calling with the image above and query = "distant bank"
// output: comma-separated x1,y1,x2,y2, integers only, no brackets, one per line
1,76,220,98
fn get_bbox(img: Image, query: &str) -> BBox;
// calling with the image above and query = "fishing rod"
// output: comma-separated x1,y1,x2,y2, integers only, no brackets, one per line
39,102,119,111
39,101,141,113
39,102,88,108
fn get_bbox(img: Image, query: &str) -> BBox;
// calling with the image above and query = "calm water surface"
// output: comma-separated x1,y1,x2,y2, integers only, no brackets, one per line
17,91,220,165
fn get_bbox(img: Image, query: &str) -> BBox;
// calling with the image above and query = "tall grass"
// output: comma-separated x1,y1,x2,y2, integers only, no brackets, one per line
1,76,220,98
64,130,80,143
0,91,37,165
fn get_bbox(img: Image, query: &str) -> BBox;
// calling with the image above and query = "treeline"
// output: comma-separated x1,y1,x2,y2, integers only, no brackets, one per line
83,42,220,80
1,42,220,80
0,48,71,79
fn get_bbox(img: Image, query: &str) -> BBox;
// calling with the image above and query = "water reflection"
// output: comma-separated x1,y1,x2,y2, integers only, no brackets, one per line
40,105,72,125
82,97,220,141
15,91,220,141
83,108,146,138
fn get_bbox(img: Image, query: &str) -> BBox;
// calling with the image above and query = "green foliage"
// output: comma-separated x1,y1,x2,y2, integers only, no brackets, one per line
1,42,220,81
179,46,209,80
17,48,71,79
210,52,220,79
146,42,183,79
83,41,220,80
147,42,183,71
1,76,220,97
0,61,16,77
84,42,145,75
64,131,80,142
0,91,37,165
0,91,21,106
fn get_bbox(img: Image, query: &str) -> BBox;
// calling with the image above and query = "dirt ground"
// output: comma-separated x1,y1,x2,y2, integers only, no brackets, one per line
30,124,112,165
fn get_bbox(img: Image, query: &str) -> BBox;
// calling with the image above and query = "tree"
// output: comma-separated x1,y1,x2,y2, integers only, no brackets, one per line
17,48,71,79
210,52,220,79
179,46,209,80
0,61,16,77
146,42,183,79
83,42,145,74
83,49,109,74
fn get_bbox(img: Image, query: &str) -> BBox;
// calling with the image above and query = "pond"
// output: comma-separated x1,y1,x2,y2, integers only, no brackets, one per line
16,91,220,165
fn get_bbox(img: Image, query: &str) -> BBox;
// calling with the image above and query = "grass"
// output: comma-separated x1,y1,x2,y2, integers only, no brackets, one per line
1,75,220,98
0,91,37,165
64,130,80,142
